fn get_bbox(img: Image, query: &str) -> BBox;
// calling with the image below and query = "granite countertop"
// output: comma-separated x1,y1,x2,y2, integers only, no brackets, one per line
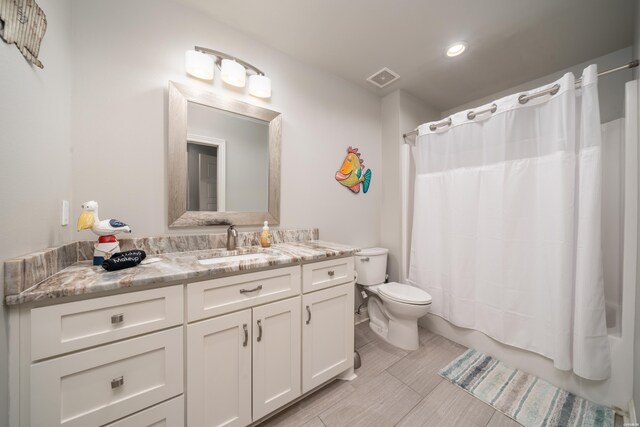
5,240,359,305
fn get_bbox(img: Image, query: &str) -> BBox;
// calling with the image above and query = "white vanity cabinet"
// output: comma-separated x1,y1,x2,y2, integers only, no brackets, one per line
10,256,355,427
301,282,355,393
252,297,301,419
23,286,185,427
185,261,352,426
187,296,301,427
187,309,253,427
186,267,304,426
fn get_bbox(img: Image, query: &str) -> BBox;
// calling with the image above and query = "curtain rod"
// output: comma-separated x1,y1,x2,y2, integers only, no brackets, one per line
402,59,639,143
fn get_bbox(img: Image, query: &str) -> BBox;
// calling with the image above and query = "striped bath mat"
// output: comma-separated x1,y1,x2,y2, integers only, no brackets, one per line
439,349,614,427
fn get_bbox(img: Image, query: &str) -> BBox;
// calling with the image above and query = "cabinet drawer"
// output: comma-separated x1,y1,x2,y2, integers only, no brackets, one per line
31,327,183,427
187,266,300,322
104,395,184,427
31,285,183,361
302,257,354,293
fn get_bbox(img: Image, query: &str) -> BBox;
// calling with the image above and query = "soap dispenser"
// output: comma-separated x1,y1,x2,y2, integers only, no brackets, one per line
260,221,271,248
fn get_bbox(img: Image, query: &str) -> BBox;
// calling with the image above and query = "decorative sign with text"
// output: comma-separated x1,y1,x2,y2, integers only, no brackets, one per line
0,0,47,68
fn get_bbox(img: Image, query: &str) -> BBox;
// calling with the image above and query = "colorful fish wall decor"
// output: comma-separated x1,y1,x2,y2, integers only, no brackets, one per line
335,146,372,194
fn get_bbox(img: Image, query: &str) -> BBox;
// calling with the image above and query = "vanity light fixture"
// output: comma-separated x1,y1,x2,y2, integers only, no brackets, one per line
446,42,468,57
185,50,214,80
220,58,246,87
185,46,271,98
249,74,272,98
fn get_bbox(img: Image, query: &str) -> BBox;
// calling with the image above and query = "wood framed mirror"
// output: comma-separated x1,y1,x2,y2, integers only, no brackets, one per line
168,81,281,227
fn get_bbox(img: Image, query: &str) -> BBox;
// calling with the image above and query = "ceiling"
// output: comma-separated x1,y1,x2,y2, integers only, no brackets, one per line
179,0,636,111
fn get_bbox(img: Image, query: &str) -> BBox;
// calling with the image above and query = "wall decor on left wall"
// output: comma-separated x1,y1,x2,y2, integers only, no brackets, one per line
0,0,47,68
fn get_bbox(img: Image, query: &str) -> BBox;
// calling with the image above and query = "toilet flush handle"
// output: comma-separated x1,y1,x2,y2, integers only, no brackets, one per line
360,257,370,262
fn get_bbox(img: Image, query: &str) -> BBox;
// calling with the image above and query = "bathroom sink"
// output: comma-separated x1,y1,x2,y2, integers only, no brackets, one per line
199,247,263,258
198,249,270,265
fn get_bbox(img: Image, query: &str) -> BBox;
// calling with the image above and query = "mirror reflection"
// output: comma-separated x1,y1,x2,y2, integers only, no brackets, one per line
186,102,269,213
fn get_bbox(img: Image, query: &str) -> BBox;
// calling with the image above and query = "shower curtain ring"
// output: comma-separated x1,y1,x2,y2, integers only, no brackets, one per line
467,103,498,120
429,117,452,131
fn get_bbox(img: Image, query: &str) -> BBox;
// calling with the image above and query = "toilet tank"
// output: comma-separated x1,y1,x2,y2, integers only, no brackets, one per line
354,247,389,286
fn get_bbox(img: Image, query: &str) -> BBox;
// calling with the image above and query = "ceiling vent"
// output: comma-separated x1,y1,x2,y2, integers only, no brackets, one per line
366,67,400,88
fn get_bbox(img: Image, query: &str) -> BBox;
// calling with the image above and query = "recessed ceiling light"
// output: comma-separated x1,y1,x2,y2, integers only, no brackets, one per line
446,42,468,57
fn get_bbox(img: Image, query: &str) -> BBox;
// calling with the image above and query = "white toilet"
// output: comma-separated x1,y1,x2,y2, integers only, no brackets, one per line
355,247,432,351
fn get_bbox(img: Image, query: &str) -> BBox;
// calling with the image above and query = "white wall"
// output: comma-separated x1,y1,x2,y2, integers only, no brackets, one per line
0,0,74,424
601,119,625,332
634,1,640,417
70,0,382,248
441,47,634,123
380,90,438,282
380,91,401,281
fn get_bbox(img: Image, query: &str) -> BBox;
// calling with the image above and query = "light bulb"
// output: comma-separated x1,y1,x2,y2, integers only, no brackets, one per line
446,42,468,57
221,59,246,87
249,74,271,98
185,50,214,80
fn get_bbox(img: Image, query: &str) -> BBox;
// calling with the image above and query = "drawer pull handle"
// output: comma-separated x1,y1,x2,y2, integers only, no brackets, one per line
257,320,263,342
111,376,124,389
360,257,370,262
243,324,248,347
240,285,263,294
111,313,124,324
328,270,335,277
306,305,312,325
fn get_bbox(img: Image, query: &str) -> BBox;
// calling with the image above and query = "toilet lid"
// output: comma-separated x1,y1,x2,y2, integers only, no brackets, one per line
357,247,389,256
378,282,432,305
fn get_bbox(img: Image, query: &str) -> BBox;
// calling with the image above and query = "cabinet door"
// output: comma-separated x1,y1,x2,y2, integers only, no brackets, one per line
187,309,252,427
302,283,354,393
252,297,301,420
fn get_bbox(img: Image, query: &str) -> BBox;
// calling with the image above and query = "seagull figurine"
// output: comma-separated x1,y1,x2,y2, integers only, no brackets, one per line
77,200,132,236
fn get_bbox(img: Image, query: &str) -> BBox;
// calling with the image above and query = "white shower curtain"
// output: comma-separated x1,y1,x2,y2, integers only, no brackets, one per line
408,65,611,380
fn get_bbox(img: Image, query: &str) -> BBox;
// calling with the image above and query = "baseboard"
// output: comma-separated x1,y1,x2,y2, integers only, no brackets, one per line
337,367,357,381
354,307,369,325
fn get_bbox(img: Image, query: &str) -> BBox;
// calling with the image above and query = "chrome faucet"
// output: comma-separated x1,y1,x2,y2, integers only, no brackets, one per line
227,225,238,251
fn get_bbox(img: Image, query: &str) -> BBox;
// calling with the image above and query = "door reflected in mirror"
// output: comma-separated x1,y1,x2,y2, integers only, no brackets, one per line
186,102,269,213
187,138,223,211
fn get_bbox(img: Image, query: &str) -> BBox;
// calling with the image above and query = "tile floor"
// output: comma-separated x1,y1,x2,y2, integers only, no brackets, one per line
258,322,622,427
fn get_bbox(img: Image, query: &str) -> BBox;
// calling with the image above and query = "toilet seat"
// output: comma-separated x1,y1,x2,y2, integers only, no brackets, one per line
377,282,432,305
